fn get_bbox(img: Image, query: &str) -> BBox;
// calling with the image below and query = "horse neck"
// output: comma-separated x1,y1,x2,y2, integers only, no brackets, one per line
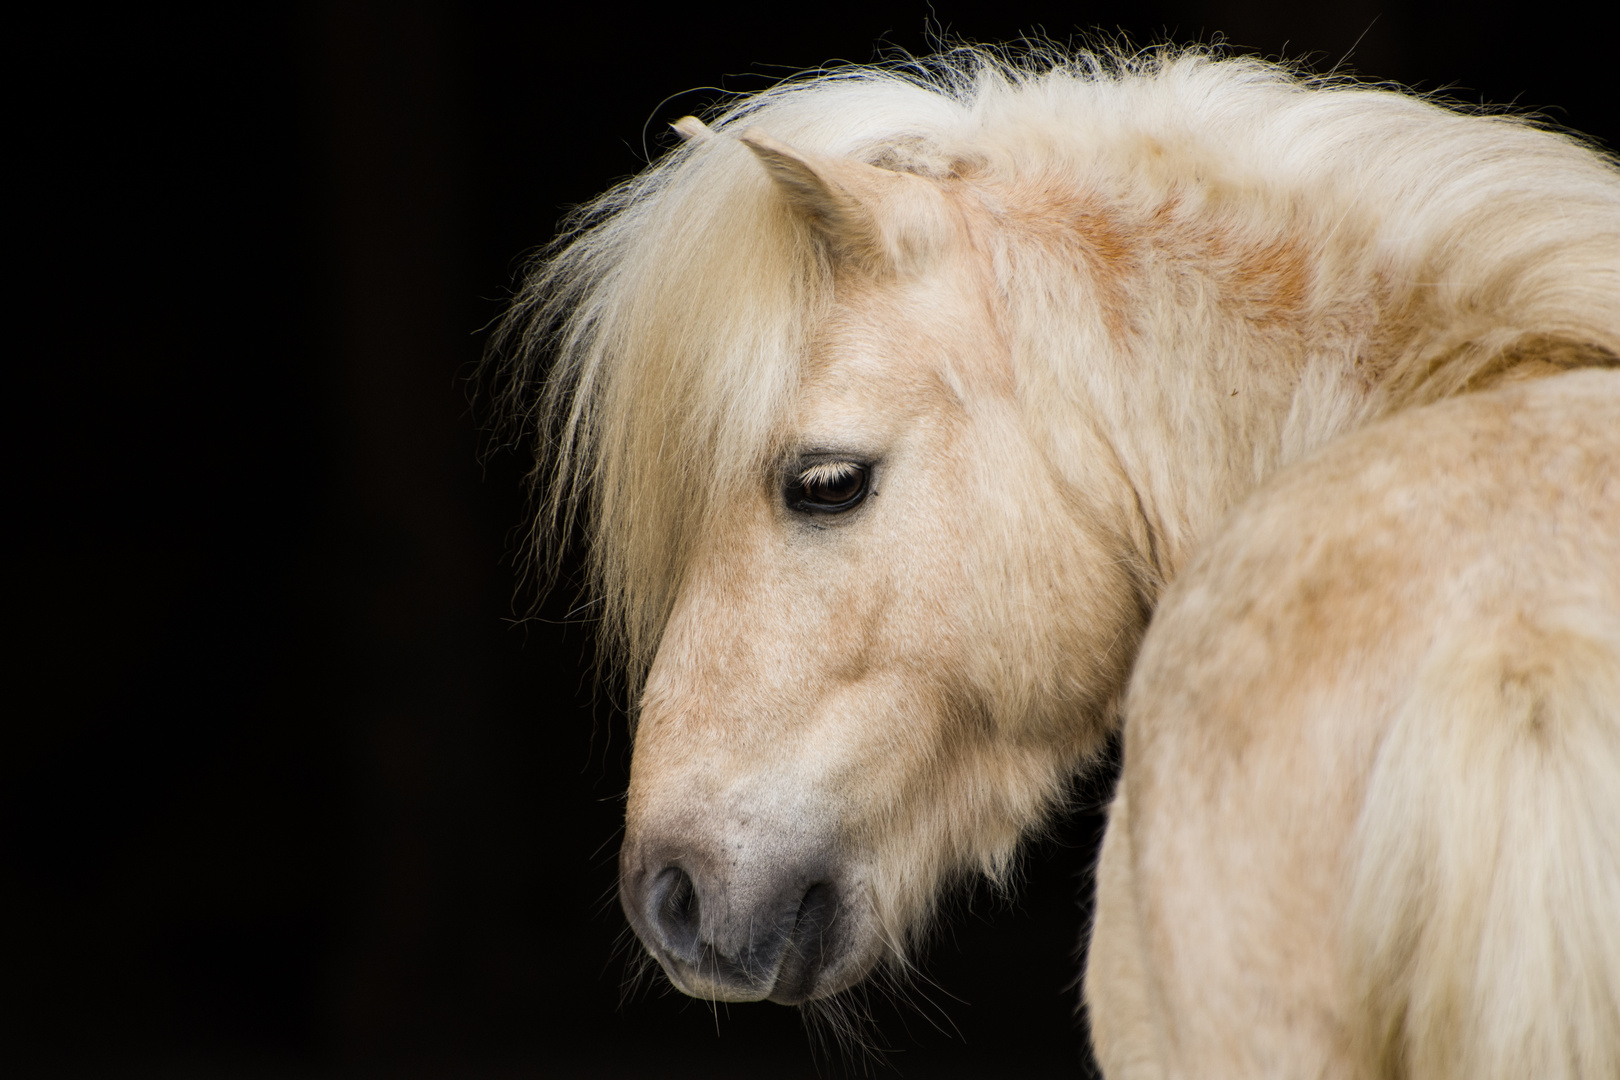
1010,222,1617,595
1006,270,1341,591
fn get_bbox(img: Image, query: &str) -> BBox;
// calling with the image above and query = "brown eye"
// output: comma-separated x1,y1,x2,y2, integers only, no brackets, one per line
788,460,870,513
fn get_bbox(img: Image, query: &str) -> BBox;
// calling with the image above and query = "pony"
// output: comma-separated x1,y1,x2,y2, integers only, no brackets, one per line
486,47,1620,1077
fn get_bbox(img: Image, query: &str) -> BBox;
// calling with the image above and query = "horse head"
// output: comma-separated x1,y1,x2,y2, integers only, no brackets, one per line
613,125,1146,1003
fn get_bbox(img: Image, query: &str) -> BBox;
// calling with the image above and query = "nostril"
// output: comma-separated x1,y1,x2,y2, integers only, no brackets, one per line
650,866,701,959
795,882,837,960
763,881,842,1004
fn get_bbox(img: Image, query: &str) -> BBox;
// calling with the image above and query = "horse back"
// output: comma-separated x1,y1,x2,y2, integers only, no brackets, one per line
1100,369,1620,1078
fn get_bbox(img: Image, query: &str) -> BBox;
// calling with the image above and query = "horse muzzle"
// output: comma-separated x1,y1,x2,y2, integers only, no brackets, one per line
620,836,864,1004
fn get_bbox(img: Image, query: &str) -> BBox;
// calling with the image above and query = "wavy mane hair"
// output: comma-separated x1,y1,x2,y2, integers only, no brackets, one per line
485,45,1620,696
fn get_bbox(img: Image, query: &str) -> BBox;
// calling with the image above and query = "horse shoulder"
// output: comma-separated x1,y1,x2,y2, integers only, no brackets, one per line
1103,369,1620,1078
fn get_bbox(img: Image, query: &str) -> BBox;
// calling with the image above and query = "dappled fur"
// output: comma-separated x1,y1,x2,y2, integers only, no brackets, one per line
488,45,1620,1076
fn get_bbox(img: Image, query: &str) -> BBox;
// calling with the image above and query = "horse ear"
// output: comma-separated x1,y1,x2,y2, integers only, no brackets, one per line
738,128,947,274
671,116,713,144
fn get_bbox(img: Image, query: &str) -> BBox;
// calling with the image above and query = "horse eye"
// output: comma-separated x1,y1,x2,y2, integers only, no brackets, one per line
788,461,870,513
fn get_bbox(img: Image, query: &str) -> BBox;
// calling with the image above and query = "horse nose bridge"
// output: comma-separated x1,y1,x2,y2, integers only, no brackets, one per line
644,556,859,719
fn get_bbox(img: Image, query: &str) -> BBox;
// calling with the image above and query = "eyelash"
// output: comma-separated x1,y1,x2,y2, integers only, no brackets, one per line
785,460,871,513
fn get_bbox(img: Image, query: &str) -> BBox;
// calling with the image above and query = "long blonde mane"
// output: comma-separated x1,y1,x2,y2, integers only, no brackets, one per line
485,45,1620,694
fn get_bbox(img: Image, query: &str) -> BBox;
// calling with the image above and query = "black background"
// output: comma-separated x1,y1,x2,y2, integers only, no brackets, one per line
9,3,1616,1076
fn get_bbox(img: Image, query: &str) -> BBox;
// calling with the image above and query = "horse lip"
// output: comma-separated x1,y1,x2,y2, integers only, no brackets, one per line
659,946,780,1003
653,901,840,1004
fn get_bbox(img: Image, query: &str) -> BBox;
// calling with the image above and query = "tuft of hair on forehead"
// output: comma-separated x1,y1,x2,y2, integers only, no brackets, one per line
481,44,1135,694
480,50,994,696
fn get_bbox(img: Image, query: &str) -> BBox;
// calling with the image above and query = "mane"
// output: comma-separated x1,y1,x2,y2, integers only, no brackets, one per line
484,44,1620,696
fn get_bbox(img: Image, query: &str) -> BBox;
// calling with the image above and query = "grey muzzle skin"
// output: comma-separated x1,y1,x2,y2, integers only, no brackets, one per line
620,844,851,1005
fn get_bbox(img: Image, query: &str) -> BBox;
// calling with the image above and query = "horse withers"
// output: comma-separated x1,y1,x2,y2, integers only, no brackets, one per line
489,49,1620,1077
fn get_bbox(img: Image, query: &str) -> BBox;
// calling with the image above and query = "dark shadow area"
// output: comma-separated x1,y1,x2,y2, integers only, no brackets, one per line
8,2,1613,1076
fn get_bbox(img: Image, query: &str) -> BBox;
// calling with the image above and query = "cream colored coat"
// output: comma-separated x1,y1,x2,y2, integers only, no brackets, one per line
489,49,1620,1077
